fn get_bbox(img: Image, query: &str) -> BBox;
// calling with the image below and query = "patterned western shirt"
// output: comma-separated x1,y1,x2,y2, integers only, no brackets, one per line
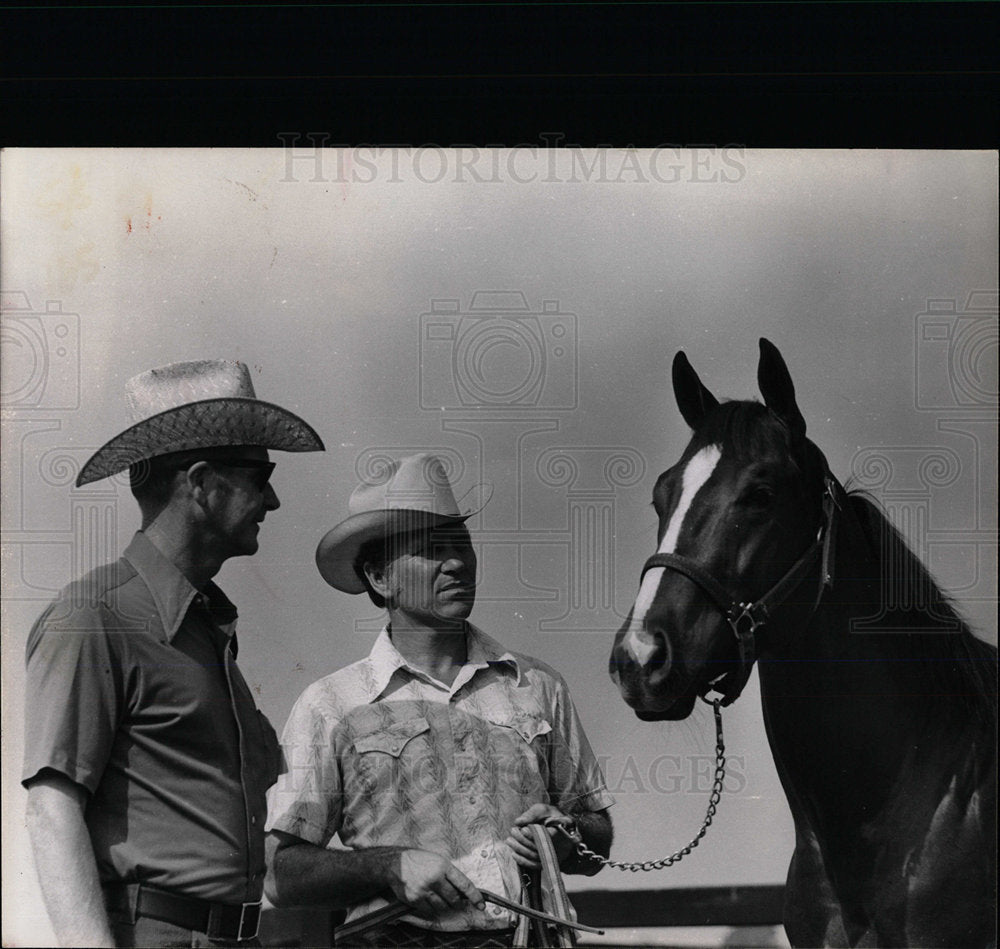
266,624,614,931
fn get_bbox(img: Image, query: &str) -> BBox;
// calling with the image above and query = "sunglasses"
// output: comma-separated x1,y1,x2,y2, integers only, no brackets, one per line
177,457,276,490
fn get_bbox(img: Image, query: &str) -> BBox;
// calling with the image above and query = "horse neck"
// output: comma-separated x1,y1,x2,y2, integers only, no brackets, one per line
756,491,995,798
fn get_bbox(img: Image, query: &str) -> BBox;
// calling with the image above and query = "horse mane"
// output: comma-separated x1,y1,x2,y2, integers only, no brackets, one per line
844,487,998,723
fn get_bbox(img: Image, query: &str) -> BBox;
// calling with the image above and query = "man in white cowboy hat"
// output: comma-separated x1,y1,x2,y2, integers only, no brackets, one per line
264,453,614,948
22,360,324,948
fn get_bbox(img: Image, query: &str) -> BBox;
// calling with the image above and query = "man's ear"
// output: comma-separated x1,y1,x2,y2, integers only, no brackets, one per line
183,460,214,503
362,560,391,598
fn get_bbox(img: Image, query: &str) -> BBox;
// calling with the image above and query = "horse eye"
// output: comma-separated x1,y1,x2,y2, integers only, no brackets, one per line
742,485,775,508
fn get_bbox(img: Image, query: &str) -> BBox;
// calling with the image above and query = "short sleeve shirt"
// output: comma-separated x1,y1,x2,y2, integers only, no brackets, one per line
22,532,281,904
266,624,614,931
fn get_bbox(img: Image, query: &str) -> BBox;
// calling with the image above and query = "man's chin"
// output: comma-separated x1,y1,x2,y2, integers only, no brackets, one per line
437,595,476,617
230,538,260,558
438,605,474,624
423,604,475,627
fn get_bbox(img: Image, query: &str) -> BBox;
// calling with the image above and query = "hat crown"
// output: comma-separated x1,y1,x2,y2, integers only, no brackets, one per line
124,360,257,424
348,453,462,519
315,453,489,592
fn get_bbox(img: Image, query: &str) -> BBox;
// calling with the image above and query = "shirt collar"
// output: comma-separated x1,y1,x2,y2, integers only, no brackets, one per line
465,623,522,682
122,532,238,643
365,622,521,701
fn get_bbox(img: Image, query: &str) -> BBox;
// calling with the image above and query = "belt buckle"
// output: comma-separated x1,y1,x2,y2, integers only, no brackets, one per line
237,901,261,941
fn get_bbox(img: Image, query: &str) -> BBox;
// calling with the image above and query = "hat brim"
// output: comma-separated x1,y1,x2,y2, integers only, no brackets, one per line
76,397,325,486
316,509,474,594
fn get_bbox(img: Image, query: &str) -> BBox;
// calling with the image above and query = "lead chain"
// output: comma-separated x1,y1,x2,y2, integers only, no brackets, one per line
555,698,726,872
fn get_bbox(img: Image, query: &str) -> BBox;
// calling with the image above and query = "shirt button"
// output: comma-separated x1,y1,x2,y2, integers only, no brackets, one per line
480,849,489,858
251,816,257,825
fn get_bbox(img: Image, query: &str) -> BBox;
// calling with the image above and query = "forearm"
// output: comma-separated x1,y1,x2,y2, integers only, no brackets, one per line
27,777,114,948
266,837,402,909
562,809,613,876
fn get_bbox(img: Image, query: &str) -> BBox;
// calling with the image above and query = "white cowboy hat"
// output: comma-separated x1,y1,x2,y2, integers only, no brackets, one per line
76,359,324,486
316,452,490,593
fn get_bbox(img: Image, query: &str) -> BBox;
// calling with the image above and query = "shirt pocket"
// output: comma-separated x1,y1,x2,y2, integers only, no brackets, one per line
350,716,432,800
489,712,553,746
485,713,553,798
510,715,552,745
354,716,431,757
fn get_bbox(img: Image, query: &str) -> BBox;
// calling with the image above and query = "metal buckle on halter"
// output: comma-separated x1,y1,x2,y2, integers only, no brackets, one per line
817,476,839,536
699,675,731,704
824,475,839,506
729,601,767,638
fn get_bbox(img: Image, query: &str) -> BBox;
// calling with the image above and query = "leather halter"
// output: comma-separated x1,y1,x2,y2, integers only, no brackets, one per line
639,473,839,707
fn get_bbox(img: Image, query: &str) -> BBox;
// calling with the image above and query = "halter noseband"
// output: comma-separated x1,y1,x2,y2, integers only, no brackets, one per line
639,473,839,707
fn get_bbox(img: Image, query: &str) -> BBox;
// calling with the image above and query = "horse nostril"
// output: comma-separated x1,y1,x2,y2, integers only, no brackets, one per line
643,627,670,676
615,624,670,677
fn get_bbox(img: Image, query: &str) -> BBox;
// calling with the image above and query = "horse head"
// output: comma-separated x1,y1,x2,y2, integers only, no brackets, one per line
610,338,834,720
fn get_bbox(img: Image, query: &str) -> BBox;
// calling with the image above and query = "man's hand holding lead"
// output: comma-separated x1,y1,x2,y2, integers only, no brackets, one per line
389,850,485,919
505,803,577,869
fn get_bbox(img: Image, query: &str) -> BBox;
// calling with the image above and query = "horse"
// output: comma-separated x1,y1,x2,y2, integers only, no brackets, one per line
609,339,997,948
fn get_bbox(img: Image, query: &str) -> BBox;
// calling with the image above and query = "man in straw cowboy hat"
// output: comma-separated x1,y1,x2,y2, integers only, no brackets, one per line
264,453,614,947
22,360,324,947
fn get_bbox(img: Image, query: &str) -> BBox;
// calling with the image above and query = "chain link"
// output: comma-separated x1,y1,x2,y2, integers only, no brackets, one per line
555,698,726,872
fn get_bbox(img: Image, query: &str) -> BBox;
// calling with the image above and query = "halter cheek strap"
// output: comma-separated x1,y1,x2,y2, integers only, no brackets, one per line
639,474,839,707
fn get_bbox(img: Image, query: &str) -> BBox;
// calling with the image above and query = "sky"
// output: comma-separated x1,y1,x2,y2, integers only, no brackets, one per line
2,148,997,945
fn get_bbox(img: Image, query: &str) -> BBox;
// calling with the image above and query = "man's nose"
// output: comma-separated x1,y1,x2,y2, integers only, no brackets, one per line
264,483,281,511
440,545,474,571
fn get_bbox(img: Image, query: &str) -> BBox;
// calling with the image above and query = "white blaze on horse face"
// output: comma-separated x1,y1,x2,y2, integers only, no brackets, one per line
621,445,722,666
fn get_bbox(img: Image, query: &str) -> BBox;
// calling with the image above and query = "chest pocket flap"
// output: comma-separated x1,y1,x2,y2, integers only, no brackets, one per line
354,717,430,757
502,714,552,744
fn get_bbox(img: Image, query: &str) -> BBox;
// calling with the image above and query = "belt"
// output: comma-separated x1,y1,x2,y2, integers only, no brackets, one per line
103,882,262,942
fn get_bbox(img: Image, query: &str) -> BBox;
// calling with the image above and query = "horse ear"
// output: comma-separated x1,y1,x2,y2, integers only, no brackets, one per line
758,338,806,443
672,351,720,430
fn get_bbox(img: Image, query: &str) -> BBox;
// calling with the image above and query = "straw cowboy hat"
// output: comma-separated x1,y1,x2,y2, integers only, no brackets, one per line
316,453,490,594
76,359,324,486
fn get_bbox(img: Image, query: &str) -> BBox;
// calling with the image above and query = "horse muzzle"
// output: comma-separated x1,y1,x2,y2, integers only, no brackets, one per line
610,619,706,720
